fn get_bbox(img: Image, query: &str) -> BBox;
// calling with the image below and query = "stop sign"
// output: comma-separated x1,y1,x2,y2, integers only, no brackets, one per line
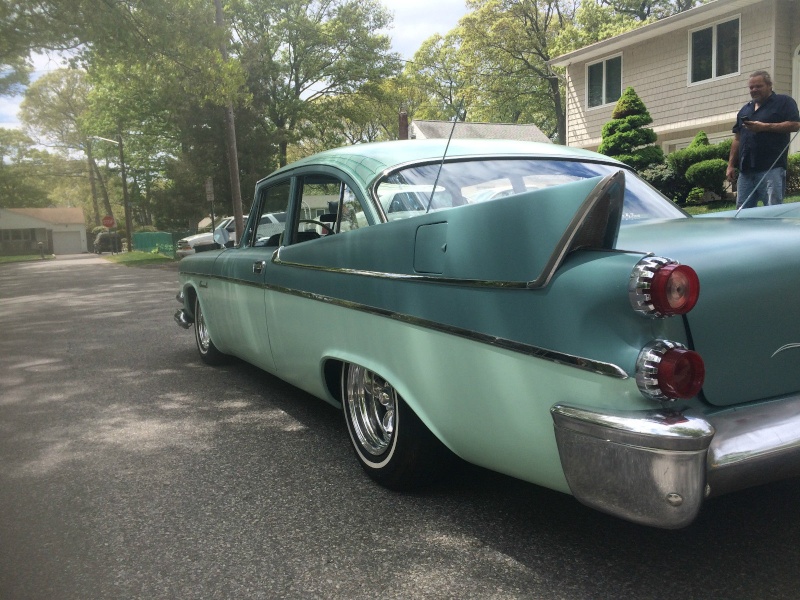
102,215,116,228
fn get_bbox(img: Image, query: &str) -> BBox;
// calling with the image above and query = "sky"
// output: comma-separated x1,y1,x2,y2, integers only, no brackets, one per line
0,0,468,130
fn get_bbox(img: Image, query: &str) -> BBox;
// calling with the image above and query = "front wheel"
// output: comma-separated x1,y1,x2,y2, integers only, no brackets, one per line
194,296,228,365
342,363,452,490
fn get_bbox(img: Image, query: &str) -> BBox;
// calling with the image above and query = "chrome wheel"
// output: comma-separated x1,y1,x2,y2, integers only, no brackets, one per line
196,301,211,353
341,362,453,490
344,363,397,457
193,295,227,365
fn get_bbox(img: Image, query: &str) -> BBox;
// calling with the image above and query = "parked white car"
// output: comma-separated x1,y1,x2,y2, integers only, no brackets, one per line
176,217,236,259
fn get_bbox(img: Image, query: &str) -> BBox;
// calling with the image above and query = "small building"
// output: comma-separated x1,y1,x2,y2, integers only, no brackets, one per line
408,120,552,143
0,207,88,255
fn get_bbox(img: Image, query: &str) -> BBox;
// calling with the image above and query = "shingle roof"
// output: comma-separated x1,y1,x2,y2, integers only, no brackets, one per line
7,207,86,225
411,120,552,143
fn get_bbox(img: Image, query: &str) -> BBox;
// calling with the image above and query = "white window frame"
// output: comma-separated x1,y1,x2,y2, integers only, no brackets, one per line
687,16,741,86
586,53,623,110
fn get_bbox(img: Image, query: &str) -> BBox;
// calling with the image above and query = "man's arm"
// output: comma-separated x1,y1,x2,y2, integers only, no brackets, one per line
741,120,800,133
727,133,741,182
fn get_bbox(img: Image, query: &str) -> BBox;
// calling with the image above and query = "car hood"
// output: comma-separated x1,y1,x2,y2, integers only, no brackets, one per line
618,216,800,406
180,232,213,245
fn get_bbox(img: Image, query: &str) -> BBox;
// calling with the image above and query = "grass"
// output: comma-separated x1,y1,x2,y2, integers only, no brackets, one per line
0,254,56,264
106,251,176,266
683,194,800,215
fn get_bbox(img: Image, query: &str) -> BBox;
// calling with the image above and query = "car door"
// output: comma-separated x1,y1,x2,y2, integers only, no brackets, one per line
214,178,292,373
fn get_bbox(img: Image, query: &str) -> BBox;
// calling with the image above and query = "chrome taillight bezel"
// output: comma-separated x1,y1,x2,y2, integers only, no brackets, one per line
636,339,705,402
629,255,698,318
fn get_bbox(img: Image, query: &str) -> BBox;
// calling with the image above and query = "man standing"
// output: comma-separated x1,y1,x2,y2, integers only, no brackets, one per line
727,70,800,208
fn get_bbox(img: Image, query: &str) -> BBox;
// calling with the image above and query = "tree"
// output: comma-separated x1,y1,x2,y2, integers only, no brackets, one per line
0,129,54,208
460,0,580,144
229,0,401,166
404,33,469,121
598,86,663,171
598,0,707,22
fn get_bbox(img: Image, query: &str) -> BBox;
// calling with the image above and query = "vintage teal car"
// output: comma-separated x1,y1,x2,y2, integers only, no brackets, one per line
174,139,800,528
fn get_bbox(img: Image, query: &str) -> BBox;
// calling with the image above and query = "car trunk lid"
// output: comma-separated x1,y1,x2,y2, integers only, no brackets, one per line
618,216,800,407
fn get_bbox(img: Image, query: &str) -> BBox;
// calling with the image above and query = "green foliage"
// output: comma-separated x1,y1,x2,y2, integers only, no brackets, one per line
685,187,706,204
787,153,800,195
598,87,663,171
685,158,727,196
662,134,732,203
666,136,730,175
688,130,709,148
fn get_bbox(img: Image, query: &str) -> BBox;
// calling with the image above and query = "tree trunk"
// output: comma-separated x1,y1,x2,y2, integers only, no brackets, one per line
86,144,101,225
92,160,115,218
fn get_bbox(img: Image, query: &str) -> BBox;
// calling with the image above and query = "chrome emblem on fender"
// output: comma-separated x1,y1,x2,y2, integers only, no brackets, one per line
772,343,800,358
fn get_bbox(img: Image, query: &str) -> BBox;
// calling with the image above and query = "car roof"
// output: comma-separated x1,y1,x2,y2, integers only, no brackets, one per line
259,139,621,190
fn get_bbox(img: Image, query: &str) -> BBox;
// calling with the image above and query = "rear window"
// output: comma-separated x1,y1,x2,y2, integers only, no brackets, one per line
377,159,685,223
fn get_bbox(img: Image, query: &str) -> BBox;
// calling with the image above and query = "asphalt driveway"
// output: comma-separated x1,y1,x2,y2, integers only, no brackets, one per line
2,255,800,599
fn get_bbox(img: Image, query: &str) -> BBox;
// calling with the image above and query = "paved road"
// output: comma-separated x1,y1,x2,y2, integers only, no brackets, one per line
2,255,800,599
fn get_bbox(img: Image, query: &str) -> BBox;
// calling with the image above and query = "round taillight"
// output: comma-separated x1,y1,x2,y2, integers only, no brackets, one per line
629,256,700,318
650,264,699,316
657,347,705,399
636,340,705,401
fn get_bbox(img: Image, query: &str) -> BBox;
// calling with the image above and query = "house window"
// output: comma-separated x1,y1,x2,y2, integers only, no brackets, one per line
690,17,739,83
587,55,622,108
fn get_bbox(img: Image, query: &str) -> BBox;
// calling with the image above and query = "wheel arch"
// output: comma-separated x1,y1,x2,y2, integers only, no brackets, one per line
320,353,453,453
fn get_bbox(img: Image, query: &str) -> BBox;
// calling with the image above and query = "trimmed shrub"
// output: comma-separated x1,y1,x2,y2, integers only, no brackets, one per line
686,187,706,204
639,163,687,203
598,87,664,171
787,153,800,195
685,158,728,197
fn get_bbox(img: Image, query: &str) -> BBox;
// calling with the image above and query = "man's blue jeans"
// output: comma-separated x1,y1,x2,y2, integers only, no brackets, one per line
736,168,786,208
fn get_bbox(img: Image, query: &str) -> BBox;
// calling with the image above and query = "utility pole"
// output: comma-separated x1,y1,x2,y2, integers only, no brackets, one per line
213,0,245,241
116,130,134,251
91,135,134,252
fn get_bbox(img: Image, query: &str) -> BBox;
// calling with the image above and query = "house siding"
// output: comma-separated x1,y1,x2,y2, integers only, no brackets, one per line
564,0,795,152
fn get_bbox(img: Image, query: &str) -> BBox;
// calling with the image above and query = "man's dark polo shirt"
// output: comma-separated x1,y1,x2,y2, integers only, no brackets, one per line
733,92,800,172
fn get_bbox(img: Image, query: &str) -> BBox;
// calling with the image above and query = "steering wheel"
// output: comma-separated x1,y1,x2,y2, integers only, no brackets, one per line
298,219,334,235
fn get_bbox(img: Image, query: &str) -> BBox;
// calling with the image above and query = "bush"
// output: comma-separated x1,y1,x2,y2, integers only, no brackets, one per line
686,187,706,204
639,163,688,203
787,153,800,195
685,158,728,197
598,87,664,171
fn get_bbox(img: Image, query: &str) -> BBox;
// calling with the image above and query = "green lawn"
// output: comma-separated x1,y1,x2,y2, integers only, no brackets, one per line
0,254,55,264
106,251,176,266
683,194,800,215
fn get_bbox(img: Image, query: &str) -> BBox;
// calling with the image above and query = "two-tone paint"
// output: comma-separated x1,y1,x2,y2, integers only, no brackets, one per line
175,139,800,528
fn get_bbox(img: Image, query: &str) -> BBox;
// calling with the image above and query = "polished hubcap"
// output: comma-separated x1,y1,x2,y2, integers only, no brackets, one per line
196,304,210,352
345,364,397,456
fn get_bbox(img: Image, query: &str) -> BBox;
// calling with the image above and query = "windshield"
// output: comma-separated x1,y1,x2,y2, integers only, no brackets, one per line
376,158,686,223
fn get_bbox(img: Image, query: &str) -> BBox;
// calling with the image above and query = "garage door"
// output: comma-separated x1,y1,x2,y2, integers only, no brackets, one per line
52,231,85,255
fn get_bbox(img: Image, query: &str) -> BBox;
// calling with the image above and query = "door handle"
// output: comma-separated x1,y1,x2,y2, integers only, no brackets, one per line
253,260,266,274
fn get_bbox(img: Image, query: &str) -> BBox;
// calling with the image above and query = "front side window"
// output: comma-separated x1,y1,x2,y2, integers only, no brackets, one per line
587,55,622,108
690,17,739,83
251,180,290,247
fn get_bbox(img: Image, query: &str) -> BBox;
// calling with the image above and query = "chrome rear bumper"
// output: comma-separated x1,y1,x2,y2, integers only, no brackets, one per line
552,395,800,528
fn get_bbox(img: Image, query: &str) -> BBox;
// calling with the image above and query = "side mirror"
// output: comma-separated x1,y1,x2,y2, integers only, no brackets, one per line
213,227,230,247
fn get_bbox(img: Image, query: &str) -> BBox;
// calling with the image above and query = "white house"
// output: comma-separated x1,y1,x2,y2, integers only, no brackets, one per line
0,207,88,255
550,0,800,154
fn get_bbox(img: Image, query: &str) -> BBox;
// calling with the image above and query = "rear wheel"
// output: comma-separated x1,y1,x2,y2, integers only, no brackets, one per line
342,362,451,490
194,296,227,365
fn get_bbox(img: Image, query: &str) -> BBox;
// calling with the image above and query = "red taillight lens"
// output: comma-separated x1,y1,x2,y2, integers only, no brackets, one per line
657,347,705,399
636,340,705,401
630,257,700,318
650,264,699,316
